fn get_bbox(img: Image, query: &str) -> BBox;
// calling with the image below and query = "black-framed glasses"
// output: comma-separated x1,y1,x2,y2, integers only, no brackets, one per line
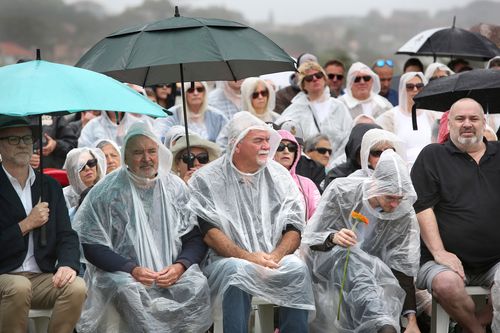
313,147,332,155
181,152,209,164
155,84,170,89
79,158,98,172
187,86,205,94
354,75,372,83
327,73,344,81
303,72,325,82
429,75,448,81
0,135,33,145
252,90,269,99
277,142,298,153
405,83,425,91
374,59,394,68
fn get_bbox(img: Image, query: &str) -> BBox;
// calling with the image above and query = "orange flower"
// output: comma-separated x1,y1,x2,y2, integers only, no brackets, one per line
351,211,369,225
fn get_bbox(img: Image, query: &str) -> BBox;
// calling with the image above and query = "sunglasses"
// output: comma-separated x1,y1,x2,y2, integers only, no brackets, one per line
354,75,372,83
155,84,170,89
327,73,344,81
406,83,425,91
313,147,332,155
277,142,298,153
187,86,205,94
374,59,394,68
181,152,209,164
0,135,33,145
303,72,325,82
369,148,394,157
252,90,269,99
79,158,98,172
429,75,448,82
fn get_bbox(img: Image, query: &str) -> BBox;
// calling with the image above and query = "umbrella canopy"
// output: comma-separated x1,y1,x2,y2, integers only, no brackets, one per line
0,59,167,117
397,20,500,61
76,7,295,85
411,68,500,129
413,68,500,112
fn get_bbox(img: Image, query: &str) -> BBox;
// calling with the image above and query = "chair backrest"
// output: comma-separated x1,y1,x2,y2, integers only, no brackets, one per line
43,168,69,187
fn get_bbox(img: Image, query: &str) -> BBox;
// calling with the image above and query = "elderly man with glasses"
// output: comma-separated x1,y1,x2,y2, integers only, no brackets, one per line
73,123,211,332
0,115,86,333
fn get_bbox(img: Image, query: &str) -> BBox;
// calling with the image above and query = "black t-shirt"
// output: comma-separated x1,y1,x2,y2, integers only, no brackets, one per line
411,139,500,272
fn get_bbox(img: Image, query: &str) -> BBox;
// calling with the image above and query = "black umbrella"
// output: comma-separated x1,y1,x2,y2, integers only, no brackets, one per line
411,68,500,129
397,17,500,61
76,6,295,167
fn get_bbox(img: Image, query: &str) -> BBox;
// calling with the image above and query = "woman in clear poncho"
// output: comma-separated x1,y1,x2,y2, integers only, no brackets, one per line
302,150,420,333
187,111,316,323
73,123,211,333
62,147,106,210
376,72,440,166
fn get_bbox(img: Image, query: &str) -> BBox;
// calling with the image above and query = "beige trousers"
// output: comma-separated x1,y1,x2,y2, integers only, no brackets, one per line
0,272,86,333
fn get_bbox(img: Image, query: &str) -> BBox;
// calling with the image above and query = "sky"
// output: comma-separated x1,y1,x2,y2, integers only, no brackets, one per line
75,0,494,24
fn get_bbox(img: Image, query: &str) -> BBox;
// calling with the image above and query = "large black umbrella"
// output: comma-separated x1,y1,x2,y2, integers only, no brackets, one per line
76,6,295,163
397,18,500,61
411,68,500,129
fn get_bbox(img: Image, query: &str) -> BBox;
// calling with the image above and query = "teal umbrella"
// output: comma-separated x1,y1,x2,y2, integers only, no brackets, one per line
0,56,167,117
0,52,167,246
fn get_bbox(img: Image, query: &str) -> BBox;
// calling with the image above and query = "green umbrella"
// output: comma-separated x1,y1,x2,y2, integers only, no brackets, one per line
76,7,295,85
77,6,295,167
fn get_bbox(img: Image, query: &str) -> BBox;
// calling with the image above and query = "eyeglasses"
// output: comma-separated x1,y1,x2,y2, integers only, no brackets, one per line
353,75,372,83
303,72,325,82
181,152,209,164
186,86,205,94
79,158,98,172
369,147,394,157
312,147,332,155
252,90,269,99
0,135,33,145
277,142,298,153
155,84,170,89
327,73,344,81
405,83,425,91
374,59,394,68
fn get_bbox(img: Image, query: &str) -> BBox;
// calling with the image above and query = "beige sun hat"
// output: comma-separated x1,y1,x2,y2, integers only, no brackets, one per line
169,133,222,173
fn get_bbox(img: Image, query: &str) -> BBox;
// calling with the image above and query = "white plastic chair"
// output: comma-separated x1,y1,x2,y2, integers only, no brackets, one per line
430,286,489,333
213,296,275,333
28,309,52,333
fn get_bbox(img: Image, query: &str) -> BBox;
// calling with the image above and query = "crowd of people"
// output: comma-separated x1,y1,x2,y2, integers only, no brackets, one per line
1,53,500,333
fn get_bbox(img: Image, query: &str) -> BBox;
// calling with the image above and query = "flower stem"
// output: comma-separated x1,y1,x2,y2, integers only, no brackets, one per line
336,220,360,321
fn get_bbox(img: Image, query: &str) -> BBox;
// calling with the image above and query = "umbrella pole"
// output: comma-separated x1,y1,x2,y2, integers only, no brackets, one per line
180,63,193,169
38,115,47,246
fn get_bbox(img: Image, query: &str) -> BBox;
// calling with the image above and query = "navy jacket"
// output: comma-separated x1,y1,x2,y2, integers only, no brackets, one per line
0,165,81,274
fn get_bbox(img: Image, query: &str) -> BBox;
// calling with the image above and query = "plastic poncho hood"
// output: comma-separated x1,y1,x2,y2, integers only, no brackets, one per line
359,128,407,177
240,77,276,120
63,147,106,196
227,111,281,170
398,71,428,113
345,62,381,97
73,123,211,333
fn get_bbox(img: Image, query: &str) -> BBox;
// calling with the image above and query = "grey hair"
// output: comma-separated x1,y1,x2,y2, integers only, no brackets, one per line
304,134,330,152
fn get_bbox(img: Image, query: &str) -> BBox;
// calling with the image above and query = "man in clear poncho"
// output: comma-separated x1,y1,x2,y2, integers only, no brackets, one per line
302,150,420,333
73,123,211,333
187,111,315,332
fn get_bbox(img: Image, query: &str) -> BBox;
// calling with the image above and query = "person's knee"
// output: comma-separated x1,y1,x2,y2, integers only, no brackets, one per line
3,275,32,307
432,271,465,300
62,277,87,305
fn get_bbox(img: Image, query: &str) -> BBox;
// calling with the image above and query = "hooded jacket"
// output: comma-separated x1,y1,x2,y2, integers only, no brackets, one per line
277,130,321,220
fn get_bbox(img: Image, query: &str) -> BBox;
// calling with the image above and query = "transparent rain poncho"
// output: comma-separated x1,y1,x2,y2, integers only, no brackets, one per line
187,111,316,319
493,268,500,332
73,123,211,333
302,150,420,332
62,147,106,209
